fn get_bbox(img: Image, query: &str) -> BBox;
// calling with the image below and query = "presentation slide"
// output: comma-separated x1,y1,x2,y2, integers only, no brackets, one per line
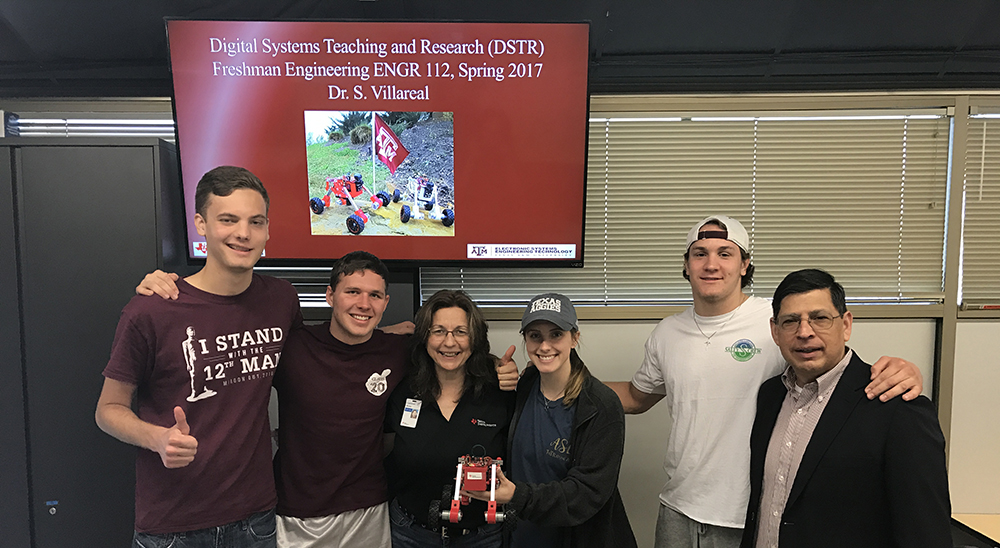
168,20,589,264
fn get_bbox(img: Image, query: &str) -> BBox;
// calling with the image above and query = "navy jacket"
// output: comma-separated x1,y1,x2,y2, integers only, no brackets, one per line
741,352,951,548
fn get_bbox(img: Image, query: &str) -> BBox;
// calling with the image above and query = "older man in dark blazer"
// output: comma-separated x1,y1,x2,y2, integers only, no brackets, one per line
740,269,951,548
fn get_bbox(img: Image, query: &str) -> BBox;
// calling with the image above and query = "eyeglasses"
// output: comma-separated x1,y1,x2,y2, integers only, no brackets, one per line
428,327,470,340
774,313,844,333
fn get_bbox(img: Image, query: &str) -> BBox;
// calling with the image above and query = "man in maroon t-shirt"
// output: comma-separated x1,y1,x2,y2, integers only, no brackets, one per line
273,250,407,548
97,166,301,548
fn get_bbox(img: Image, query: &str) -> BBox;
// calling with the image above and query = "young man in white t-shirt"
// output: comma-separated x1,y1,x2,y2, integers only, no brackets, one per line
606,215,924,548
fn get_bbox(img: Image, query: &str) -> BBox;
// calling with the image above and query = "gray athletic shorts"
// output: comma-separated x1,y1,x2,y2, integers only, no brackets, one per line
277,502,390,548
654,504,742,548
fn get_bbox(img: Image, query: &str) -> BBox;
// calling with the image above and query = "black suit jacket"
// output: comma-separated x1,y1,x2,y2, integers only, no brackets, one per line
741,352,951,548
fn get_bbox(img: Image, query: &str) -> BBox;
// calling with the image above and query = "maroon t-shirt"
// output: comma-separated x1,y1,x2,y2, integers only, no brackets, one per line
103,275,302,534
273,325,410,518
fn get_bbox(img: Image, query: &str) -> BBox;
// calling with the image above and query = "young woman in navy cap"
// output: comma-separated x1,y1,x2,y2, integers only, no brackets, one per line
465,293,637,548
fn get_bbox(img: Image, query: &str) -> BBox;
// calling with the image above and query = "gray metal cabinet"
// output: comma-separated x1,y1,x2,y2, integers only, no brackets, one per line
0,139,177,548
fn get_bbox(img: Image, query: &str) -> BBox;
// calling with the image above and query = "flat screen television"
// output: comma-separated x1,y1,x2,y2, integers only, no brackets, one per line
167,20,590,266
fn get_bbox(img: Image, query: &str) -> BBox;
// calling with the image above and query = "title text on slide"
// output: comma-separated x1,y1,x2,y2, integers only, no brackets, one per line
207,35,551,101
212,60,544,84
209,37,545,59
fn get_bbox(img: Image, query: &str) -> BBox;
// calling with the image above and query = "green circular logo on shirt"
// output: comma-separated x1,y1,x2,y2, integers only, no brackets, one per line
726,339,762,362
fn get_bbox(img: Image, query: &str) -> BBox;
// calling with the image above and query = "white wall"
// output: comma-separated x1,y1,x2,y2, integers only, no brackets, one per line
949,321,1000,514
488,318,936,548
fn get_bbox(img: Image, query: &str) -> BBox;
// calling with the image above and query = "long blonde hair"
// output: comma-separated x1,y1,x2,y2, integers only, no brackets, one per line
562,340,591,407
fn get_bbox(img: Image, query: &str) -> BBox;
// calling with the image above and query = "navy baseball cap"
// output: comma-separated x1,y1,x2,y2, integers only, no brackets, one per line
520,293,578,332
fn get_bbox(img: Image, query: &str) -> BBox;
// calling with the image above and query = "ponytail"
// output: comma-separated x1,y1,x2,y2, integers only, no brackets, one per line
562,346,591,407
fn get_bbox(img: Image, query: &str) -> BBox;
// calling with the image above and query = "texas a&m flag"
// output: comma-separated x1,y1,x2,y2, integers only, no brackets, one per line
373,114,409,174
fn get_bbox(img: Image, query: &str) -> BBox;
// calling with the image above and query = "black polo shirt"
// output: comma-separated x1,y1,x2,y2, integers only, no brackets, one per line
385,379,515,530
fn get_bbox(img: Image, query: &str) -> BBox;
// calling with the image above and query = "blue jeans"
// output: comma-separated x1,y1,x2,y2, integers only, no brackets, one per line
389,499,502,548
132,508,277,548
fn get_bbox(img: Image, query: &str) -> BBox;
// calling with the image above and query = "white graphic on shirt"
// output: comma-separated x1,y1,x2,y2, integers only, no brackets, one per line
184,326,217,402
201,327,284,388
366,369,392,396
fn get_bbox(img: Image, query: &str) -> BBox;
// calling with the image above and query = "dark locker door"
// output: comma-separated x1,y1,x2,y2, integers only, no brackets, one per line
17,143,161,548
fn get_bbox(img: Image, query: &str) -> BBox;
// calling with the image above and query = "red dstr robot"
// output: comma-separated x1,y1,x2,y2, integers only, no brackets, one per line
309,173,398,235
440,455,506,526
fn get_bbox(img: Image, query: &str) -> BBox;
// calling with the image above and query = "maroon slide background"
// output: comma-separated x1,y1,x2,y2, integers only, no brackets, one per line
168,20,589,262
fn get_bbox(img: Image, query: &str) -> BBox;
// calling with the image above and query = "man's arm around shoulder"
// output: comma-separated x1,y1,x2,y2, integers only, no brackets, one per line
607,381,664,414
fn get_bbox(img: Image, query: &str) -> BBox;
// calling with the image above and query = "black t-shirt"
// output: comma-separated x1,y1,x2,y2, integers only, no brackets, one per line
385,379,514,529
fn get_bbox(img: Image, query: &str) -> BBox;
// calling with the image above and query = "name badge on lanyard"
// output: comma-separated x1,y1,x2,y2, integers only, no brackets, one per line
400,398,422,428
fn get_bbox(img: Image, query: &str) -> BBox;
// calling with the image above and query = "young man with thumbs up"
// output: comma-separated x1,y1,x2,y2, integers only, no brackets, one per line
96,166,302,547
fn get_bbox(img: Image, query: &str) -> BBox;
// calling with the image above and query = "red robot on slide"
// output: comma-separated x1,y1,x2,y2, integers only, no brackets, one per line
309,173,400,235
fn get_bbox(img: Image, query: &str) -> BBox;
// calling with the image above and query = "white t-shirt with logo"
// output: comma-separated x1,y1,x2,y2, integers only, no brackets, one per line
631,296,785,528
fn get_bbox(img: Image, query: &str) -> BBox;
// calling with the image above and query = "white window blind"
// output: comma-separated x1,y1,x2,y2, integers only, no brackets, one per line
961,113,1000,306
421,106,950,307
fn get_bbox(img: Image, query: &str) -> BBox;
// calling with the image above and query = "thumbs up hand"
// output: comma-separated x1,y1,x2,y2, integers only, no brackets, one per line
157,406,198,468
496,345,520,392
